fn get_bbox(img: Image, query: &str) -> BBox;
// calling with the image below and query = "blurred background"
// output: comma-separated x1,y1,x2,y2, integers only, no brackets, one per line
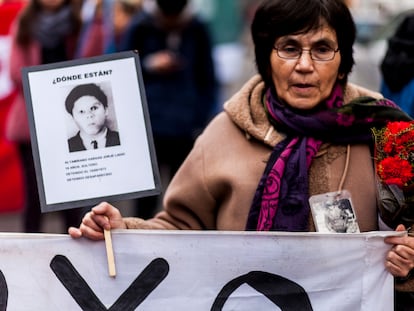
347,0,414,91
0,0,413,233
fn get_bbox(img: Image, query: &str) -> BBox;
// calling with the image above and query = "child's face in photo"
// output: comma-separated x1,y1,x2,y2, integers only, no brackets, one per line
71,95,108,136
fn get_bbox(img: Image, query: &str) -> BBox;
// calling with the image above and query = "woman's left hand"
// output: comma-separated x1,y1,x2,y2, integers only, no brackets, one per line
384,224,414,278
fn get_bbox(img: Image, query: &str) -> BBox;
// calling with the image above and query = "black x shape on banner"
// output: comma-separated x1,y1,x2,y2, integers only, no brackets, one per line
0,271,7,311
50,255,169,311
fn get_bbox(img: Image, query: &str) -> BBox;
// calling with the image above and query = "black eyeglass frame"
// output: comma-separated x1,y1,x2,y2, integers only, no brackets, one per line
273,46,340,61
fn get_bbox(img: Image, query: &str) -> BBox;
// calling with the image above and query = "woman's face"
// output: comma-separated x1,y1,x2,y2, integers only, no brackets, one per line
270,21,341,110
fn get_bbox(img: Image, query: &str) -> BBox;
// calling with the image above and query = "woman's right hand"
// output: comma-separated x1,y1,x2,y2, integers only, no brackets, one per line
68,202,127,240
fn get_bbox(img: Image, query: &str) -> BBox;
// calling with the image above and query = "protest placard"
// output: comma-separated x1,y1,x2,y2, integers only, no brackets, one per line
21,51,160,213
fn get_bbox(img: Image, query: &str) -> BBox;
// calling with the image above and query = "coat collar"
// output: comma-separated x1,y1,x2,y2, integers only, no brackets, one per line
224,75,382,148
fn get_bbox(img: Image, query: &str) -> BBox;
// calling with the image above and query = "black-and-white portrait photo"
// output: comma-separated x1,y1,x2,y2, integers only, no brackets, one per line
309,190,360,233
65,82,120,152
324,199,358,233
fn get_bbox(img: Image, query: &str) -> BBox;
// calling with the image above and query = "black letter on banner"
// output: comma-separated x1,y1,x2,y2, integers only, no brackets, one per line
211,271,313,310
50,255,169,310
0,271,8,311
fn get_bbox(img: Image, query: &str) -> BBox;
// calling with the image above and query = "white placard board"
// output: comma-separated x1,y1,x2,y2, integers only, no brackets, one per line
0,231,396,310
21,51,160,213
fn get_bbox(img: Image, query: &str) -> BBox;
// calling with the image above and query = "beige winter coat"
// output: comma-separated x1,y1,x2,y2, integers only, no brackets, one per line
125,75,383,232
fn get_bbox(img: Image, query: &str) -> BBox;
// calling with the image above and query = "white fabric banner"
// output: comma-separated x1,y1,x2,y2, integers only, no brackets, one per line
0,230,396,310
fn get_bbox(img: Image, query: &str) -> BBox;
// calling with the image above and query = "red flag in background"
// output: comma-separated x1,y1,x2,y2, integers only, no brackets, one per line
0,0,27,213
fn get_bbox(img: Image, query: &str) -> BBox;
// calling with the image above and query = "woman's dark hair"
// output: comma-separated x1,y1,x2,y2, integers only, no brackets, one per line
251,0,356,87
16,0,82,46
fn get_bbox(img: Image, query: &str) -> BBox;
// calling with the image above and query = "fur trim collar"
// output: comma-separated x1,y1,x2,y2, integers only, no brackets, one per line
223,75,382,148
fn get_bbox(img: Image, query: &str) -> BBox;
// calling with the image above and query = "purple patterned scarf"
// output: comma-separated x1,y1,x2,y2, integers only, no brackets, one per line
246,84,411,231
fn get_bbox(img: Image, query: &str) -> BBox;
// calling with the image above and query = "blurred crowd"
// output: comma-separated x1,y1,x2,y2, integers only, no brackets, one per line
0,0,258,233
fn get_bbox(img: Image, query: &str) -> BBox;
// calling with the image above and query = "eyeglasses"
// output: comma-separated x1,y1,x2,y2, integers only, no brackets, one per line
273,45,340,61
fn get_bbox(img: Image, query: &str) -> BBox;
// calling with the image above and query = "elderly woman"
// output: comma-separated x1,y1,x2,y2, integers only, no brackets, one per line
69,0,414,308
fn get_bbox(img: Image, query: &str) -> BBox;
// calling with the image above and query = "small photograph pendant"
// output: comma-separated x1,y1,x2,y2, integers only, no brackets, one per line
309,190,360,233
